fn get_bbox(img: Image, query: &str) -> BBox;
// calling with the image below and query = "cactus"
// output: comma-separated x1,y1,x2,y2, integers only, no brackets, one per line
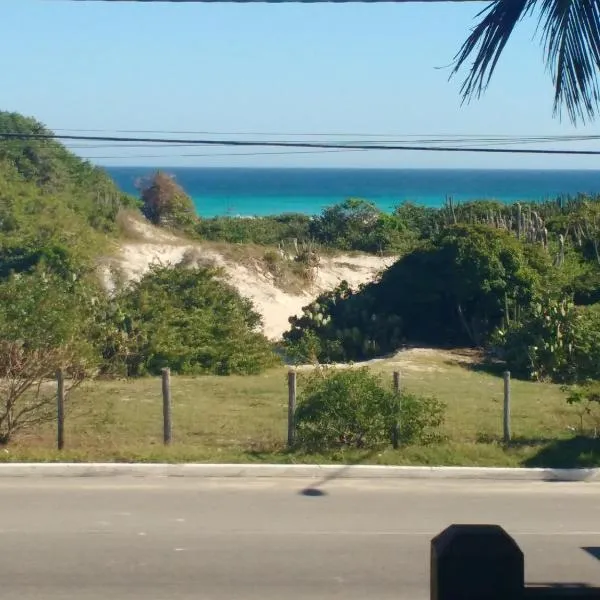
445,196,457,224
556,234,565,266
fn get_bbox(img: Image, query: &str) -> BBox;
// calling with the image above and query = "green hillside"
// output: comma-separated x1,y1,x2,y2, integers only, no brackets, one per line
0,111,138,278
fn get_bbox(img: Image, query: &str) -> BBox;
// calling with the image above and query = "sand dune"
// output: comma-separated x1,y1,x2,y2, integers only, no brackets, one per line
100,218,394,341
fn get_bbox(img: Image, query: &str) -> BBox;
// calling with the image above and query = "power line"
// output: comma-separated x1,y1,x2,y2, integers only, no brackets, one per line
2,131,600,156
59,138,600,150
49,128,600,143
77,148,368,159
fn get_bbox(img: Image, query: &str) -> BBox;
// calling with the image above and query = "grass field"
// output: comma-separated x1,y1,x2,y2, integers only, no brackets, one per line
3,348,600,467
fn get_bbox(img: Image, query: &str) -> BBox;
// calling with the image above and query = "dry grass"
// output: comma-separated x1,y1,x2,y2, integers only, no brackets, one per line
2,349,598,467
185,241,311,294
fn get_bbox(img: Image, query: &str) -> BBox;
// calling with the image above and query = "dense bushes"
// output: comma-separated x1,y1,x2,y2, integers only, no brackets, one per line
284,281,403,364
307,198,411,253
0,262,279,383
0,267,100,362
280,194,600,385
0,111,137,233
196,213,312,246
0,176,108,279
284,225,547,363
191,195,600,258
102,265,279,376
195,199,413,254
294,367,445,451
0,112,137,281
494,299,600,383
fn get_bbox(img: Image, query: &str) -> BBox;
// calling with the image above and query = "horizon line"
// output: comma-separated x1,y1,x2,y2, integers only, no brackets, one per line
99,165,600,172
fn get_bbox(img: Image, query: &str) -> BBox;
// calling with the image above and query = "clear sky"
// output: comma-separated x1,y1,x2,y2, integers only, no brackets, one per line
2,0,600,169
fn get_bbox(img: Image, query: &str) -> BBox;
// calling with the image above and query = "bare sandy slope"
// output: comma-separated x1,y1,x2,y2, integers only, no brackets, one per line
294,347,479,373
100,218,394,341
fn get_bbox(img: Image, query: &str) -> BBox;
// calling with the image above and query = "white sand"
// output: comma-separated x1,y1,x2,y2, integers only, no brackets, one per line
100,218,394,341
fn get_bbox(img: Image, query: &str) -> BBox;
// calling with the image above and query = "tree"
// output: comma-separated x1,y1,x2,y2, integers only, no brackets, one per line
0,341,85,444
0,269,98,443
453,0,600,124
139,171,196,229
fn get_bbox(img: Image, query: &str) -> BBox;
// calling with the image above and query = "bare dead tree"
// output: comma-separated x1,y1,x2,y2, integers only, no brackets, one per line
0,342,86,444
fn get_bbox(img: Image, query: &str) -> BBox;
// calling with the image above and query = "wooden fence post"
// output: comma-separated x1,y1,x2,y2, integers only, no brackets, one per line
56,369,65,451
287,370,297,448
392,371,401,449
503,371,511,443
162,368,172,445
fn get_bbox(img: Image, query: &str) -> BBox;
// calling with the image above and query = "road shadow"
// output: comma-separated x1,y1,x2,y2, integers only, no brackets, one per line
299,448,380,498
583,548,600,561
523,436,600,469
300,487,327,497
471,434,600,474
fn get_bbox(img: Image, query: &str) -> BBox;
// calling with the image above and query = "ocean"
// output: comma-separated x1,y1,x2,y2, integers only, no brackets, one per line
106,167,600,218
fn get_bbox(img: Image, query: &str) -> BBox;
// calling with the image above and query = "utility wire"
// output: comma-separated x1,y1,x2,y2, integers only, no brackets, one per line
49,128,600,143
54,138,600,148
75,149,369,160
2,132,600,156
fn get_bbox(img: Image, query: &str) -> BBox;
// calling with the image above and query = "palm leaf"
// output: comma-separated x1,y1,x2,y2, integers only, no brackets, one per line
537,0,600,123
451,0,533,100
452,0,600,124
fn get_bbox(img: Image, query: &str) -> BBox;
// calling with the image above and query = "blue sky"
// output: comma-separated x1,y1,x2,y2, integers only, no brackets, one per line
2,0,599,169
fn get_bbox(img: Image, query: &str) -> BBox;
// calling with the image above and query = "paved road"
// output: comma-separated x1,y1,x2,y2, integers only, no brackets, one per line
1,477,600,600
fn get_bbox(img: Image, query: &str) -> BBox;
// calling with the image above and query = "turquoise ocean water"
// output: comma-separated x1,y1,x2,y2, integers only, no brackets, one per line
106,167,600,218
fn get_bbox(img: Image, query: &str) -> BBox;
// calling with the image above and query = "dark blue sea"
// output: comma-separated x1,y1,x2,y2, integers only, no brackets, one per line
106,167,600,218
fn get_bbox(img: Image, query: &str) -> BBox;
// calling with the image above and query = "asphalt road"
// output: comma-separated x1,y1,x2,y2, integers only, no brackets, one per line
1,476,600,600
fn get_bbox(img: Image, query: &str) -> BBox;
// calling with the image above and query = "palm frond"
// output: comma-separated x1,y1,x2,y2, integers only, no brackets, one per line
537,0,600,124
452,0,600,125
451,0,533,101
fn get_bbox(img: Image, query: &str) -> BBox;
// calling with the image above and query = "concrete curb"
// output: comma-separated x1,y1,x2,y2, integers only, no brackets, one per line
0,463,598,482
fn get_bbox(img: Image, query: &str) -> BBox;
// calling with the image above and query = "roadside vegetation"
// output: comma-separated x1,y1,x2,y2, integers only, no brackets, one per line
2,110,600,467
2,349,598,468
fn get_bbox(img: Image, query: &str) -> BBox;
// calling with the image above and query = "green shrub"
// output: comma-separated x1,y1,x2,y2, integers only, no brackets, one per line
0,111,136,234
196,214,311,245
294,367,445,451
308,198,410,253
0,267,101,360
565,382,600,436
284,281,403,364
284,225,546,362
494,299,600,383
398,393,447,445
104,265,279,376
